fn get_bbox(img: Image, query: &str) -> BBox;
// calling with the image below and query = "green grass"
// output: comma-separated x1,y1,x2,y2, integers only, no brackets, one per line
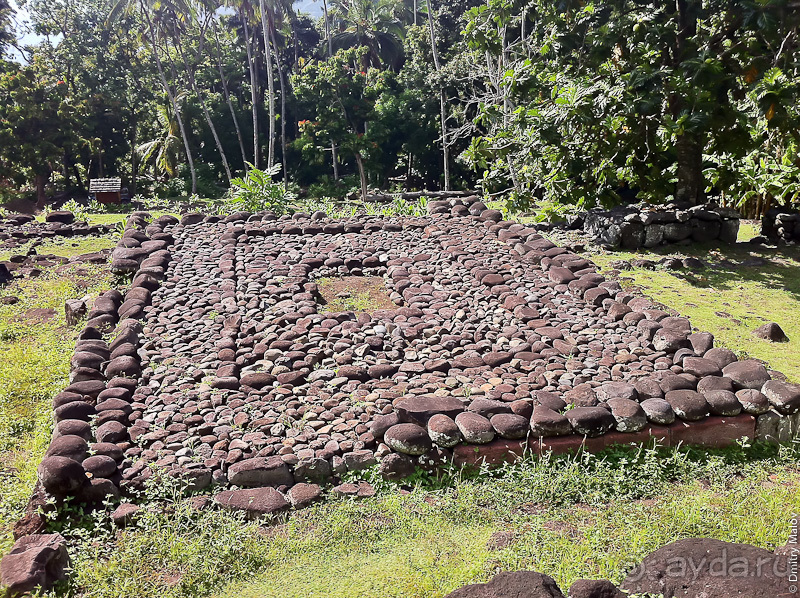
0,237,116,263
63,442,800,598
584,230,800,381
0,264,112,554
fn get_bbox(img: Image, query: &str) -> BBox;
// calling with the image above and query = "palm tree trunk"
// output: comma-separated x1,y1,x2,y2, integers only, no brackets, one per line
141,1,196,194
427,0,449,191
214,20,248,170
354,152,368,202
243,10,260,169
322,0,338,179
268,23,288,188
259,0,276,169
176,36,232,185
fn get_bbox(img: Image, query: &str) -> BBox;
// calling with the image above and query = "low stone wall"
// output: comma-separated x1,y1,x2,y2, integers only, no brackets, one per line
762,208,800,244
581,203,741,250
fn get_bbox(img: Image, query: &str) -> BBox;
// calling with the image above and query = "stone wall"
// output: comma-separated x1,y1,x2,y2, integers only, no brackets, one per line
761,208,800,245
580,202,741,250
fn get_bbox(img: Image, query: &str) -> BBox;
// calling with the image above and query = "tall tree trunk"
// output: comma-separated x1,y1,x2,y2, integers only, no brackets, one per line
427,0,449,191
259,0,276,169
214,20,248,170
413,0,417,26
675,134,704,204
322,0,338,179
35,173,48,210
141,1,196,194
243,11,260,169
130,120,138,195
176,36,233,185
354,152,368,202
268,24,289,188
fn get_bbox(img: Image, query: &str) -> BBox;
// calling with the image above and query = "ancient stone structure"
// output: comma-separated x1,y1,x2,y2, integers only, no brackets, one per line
580,202,741,249
761,207,800,244
4,198,800,593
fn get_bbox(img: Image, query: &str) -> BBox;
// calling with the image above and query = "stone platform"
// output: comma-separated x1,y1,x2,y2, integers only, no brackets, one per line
33,200,800,507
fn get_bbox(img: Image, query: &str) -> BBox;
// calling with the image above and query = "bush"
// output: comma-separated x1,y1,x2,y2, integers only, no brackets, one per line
227,164,294,214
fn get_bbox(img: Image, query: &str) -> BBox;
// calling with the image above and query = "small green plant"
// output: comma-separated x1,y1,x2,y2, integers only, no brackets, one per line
228,164,294,214
61,199,89,222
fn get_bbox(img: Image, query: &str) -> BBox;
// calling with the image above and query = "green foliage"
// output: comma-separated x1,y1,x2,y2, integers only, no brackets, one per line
228,164,294,214
63,441,800,597
464,0,800,208
60,199,89,222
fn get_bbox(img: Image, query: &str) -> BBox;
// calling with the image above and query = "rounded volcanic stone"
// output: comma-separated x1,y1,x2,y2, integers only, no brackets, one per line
696,376,734,394
568,579,625,598
227,456,294,487
483,351,512,367
240,372,277,389
385,423,433,455
566,407,615,437
704,347,738,369
80,477,120,503
665,390,709,421
633,378,664,400
455,412,495,444
427,414,462,448
735,389,771,415
287,483,323,508
722,360,770,390
54,401,95,423
596,382,638,403
95,421,128,443
530,406,572,437
640,398,676,425
395,396,464,425
509,400,533,419
549,267,576,284
467,397,511,418
606,398,647,433
37,456,86,496
91,442,124,461
682,357,722,378
761,380,800,414
379,452,415,480
214,487,288,518
653,329,689,352
703,390,742,416
753,322,789,342
369,412,400,438
52,419,91,441
45,435,88,462
490,413,529,439
82,455,118,478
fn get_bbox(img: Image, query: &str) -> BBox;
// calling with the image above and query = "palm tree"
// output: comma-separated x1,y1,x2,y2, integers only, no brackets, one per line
109,0,198,193
136,99,185,180
330,0,404,71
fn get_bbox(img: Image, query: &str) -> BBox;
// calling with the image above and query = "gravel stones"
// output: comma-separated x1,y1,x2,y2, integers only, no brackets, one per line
384,423,433,455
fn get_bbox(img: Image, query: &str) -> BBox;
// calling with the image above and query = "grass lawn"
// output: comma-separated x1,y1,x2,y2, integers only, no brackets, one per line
581,221,800,381
63,442,800,598
0,264,112,555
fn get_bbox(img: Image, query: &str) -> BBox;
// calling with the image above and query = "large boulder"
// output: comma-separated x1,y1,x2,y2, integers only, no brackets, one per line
621,538,793,598
445,571,565,598
227,456,293,487
214,487,288,519
722,360,770,390
0,534,69,596
37,456,86,497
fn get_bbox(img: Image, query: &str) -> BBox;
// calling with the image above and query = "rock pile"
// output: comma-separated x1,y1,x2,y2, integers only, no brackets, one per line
762,207,800,244
580,203,740,249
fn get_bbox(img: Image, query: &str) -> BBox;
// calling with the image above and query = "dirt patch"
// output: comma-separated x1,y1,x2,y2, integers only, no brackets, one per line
316,276,396,314
21,308,55,324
